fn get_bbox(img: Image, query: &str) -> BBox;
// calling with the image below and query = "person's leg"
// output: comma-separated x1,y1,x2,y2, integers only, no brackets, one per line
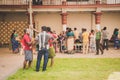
28,50,33,68
50,57,54,67
105,39,109,50
83,43,85,54
86,42,89,54
28,61,32,68
36,50,42,71
96,40,99,55
103,39,105,50
43,49,49,71
99,43,103,54
23,50,27,69
23,60,27,69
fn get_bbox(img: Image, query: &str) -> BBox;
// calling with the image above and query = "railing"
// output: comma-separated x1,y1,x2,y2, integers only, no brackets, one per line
0,0,120,5
0,0,29,5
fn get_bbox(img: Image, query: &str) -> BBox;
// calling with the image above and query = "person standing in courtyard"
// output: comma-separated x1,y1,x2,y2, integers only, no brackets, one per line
35,26,52,72
102,27,109,50
66,28,74,54
82,28,89,54
89,29,96,53
46,27,57,67
23,29,33,69
95,29,104,55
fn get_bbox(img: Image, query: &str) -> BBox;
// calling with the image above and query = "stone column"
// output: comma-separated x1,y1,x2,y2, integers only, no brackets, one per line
26,12,36,37
94,12,102,30
61,12,68,31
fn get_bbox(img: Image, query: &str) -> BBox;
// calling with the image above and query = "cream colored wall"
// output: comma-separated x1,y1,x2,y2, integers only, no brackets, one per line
34,12,62,34
101,12,120,39
67,12,95,33
34,12,120,39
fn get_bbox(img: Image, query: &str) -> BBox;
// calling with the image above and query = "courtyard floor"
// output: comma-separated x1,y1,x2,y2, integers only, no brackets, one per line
0,48,120,80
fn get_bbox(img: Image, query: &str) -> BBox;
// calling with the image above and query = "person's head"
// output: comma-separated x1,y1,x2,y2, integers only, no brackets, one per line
13,30,16,33
24,28,30,34
74,27,77,31
91,29,94,33
66,27,69,32
103,27,107,30
68,28,72,32
46,27,51,32
41,26,46,31
11,30,16,39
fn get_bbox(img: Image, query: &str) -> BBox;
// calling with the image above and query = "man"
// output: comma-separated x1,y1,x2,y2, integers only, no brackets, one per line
95,29,104,55
102,27,109,50
23,29,33,69
35,26,52,72
73,27,79,43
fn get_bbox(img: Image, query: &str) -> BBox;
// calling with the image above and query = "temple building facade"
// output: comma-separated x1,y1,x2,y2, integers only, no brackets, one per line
0,0,120,45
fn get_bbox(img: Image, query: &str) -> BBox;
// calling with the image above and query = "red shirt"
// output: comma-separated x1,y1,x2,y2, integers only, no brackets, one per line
48,32,58,47
23,34,31,50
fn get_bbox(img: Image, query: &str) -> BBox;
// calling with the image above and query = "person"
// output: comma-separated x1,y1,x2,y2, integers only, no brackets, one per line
35,26,52,72
114,28,119,49
82,28,89,54
102,27,109,50
47,27,57,67
52,30,58,53
10,30,19,53
95,29,104,55
73,27,79,43
66,28,74,54
19,35,25,55
23,29,33,69
89,29,96,53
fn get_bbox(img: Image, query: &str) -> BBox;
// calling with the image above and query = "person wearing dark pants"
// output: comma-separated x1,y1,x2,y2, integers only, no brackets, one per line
36,48,49,71
96,39,103,55
95,29,103,55
103,39,109,50
35,26,52,72
102,27,109,50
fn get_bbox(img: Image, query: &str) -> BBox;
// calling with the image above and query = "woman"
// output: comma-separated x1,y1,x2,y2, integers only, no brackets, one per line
47,27,57,67
89,30,96,53
10,30,19,53
66,28,74,54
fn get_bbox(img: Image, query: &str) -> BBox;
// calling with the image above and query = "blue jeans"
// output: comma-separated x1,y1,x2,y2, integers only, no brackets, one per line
36,48,49,71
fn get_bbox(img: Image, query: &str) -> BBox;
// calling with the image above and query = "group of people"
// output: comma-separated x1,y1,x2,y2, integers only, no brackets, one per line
57,26,120,55
10,26,120,72
10,26,58,72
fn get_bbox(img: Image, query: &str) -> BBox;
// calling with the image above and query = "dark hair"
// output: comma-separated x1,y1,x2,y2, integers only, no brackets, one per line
74,27,77,30
91,30,94,33
113,28,118,35
68,28,72,32
41,26,46,31
46,27,50,32
10,30,16,39
103,27,107,30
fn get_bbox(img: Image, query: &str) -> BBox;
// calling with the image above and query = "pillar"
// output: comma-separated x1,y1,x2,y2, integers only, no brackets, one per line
94,12,102,30
61,12,68,31
26,12,36,38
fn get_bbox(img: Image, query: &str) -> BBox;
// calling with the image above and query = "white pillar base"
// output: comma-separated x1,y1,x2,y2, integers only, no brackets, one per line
96,24,101,31
62,24,67,31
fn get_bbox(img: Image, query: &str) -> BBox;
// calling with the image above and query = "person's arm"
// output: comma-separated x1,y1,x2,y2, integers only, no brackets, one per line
30,27,39,33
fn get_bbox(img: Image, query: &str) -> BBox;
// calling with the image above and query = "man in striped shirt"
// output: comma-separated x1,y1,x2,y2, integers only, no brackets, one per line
35,26,52,72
